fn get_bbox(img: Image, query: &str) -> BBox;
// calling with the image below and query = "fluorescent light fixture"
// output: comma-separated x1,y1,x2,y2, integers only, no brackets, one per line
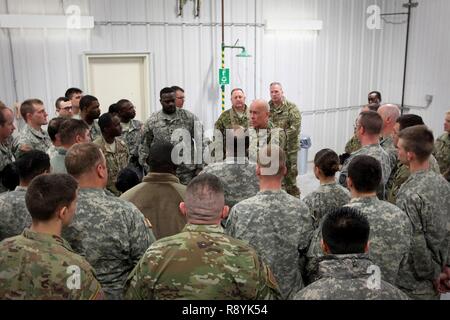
0,14,94,29
265,19,323,31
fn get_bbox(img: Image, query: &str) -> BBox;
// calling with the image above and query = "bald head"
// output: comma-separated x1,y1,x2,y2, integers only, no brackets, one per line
378,104,400,135
184,174,225,222
250,99,270,129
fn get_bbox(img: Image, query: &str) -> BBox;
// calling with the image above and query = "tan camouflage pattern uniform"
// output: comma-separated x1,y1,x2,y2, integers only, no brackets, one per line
294,254,410,300
225,190,314,299
124,224,281,300
0,186,31,241
88,120,102,142
120,119,143,168
344,134,361,154
396,169,450,300
433,132,450,180
0,229,103,300
269,99,301,197
15,125,52,158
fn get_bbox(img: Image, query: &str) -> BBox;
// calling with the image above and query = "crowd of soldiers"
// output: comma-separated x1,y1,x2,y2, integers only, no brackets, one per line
0,85,449,300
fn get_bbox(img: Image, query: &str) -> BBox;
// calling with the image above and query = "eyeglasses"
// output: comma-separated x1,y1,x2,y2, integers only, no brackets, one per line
61,106,73,110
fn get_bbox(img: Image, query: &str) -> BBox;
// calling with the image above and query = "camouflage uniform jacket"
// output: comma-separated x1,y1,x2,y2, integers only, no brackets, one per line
200,157,259,208
0,142,14,193
139,108,207,185
124,224,281,300
248,122,287,163
93,136,129,196
396,169,450,299
339,143,392,199
344,134,361,154
386,156,441,204
269,99,301,156
0,229,103,300
62,188,155,300
294,254,410,300
15,125,52,158
302,182,351,229
120,119,143,165
50,147,68,174
214,105,250,135
0,186,31,241
433,132,450,178
380,135,397,170
88,120,102,142
306,196,411,286
225,190,314,299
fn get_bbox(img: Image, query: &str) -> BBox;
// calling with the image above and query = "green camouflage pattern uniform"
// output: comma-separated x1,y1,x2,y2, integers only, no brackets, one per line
433,132,450,179
214,105,250,135
88,120,102,142
62,188,155,300
0,186,31,241
225,190,314,299
200,157,259,208
344,134,361,154
294,254,410,300
306,196,411,286
0,229,103,300
124,224,281,300
139,108,207,185
93,136,130,196
0,141,14,193
302,182,351,229
15,125,52,158
269,99,301,197
120,119,143,168
396,169,450,300
380,135,398,170
339,143,392,199
386,155,441,204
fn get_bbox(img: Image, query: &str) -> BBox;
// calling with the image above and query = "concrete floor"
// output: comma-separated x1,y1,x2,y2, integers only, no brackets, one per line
297,162,450,300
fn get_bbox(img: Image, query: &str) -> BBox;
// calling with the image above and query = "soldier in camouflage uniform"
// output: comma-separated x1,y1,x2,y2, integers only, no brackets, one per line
15,99,52,159
295,207,409,300
0,150,49,241
378,104,401,169
63,143,155,299
116,99,143,175
307,156,411,285
0,174,104,300
79,95,101,141
268,82,301,197
94,113,129,196
339,111,391,199
124,173,281,300
303,149,351,228
386,114,441,204
214,88,249,159
201,129,258,208
226,145,314,299
344,134,362,154
395,125,450,300
433,111,450,180
139,87,207,185
0,103,16,193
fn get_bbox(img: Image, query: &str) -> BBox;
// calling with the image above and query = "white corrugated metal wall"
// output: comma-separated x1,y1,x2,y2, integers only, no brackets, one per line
0,0,449,160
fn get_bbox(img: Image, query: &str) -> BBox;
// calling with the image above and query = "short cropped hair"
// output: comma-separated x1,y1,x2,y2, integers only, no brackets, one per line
368,91,382,101
1,163,19,191
322,207,370,254
314,149,340,177
20,99,43,120
98,113,114,133
65,87,82,99
160,87,175,97
398,125,434,162
185,173,225,221
55,97,69,109
149,141,176,172
230,88,244,96
0,104,11,126
48,117,67,142
65,143,104,178
116,168,140,193
116,99,131,110
15,150,50,183
347,155,382,193
396,114,424,131
79,95,98,112
171,86,184,93
26,174,78,222
257,144,286,176
59,119,89,145
358,111,383,135
108,103,119,114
